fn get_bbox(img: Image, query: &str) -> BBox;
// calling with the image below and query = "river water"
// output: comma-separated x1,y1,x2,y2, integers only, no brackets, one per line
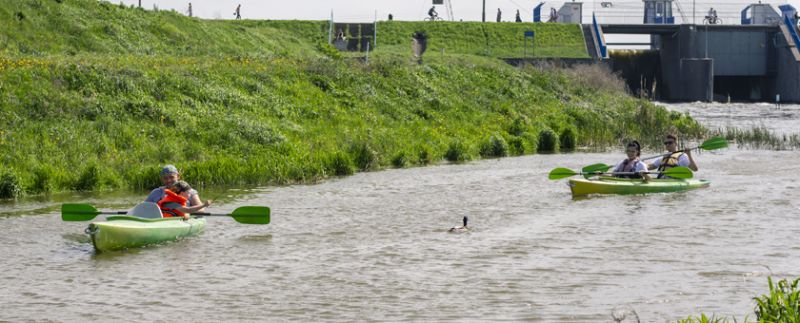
1,103,799,322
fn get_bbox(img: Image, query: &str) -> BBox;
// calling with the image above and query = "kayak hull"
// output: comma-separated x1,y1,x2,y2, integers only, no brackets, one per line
87,216,206,252
568,176,710,196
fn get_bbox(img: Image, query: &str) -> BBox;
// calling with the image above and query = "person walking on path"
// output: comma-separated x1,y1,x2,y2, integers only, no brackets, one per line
234,4,241,20
496,8,502,22
515,10,522,22
187,3,192,17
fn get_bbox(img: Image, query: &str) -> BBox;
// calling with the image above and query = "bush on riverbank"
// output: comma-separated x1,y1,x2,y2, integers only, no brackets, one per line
676,277,800,323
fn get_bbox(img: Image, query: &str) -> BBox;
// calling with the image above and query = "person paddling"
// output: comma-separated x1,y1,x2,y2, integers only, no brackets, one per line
145,165,206,212
612,141,650,181
647,134,698,179
158,181,212,219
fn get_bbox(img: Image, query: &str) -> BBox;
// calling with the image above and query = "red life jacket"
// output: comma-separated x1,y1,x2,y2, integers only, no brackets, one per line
157,189,188,218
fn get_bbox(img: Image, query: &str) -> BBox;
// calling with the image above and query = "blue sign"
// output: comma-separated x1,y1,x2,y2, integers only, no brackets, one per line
524,30,535,37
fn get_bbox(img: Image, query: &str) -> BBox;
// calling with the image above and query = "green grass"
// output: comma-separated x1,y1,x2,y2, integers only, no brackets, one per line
375,21,589,58
0,0,703,198
713,126,800,150
676,277,800,323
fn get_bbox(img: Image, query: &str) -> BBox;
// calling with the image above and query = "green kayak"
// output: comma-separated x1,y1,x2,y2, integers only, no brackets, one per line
569,176,710,196
87,216,206,252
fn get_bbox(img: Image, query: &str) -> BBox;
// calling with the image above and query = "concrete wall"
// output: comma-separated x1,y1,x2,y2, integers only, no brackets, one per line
701,28,769,76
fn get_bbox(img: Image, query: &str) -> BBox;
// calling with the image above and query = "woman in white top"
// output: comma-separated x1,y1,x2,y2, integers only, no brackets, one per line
612,141,650,181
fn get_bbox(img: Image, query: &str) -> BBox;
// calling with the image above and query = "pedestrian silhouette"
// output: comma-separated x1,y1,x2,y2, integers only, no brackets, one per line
496,8,502,22
515,9,522,22
234,4,241,20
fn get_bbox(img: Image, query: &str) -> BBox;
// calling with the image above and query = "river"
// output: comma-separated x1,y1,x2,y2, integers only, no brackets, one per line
1,103,799,322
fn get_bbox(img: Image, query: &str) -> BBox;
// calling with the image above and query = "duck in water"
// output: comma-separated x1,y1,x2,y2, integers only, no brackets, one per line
448,216,470,233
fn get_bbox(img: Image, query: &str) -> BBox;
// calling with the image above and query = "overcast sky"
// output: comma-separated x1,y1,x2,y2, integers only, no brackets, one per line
121,0,799,23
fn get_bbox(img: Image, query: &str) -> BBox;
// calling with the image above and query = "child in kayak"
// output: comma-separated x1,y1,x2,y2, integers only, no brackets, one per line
158,181,212,219
612,141,650,181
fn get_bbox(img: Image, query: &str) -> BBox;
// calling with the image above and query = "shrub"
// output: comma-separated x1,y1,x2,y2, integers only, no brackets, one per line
479,134,509,158
326,151,355,176
417,145,433,165
507,136,526,156
316,41,342,60
74,165,101,191
0,170,23,199
31,166,56,194
560,127,577,151
445,140,470,163
391,151,408,168
538,129,559,152
754,277,800,321
350,141,379,171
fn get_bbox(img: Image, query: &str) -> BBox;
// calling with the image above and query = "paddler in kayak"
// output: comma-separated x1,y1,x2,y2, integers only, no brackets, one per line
145,165,206,212
612,141,650,181
158,181,212,219
647,134,698,179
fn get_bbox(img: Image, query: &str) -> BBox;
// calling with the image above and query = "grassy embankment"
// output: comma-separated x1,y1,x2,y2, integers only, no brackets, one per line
0,0,703,198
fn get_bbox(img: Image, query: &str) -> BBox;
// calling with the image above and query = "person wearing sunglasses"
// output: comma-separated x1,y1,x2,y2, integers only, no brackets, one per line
612,141,650,181
647,134,698,179
144,165,206,212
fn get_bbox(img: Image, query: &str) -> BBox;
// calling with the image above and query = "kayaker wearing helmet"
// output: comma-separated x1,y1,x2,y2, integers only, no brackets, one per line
145,165,206,212
158,181,212,219
612,141,650,181
647,134,698,178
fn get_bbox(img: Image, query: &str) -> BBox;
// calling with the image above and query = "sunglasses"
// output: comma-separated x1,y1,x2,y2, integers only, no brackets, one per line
663,141,676,145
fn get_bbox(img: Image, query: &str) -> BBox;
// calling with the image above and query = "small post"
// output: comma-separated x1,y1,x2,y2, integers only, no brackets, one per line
482,0,486,22
328,10,334,44
776,94,781,109
374,10,378,49
366,42,370,64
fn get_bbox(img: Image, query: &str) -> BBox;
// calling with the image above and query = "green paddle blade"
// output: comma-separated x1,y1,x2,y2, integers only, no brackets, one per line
229,206,271,224
581,163,612,179
662,166,693,179
699,137,728,151
61,203,101,221
548,168,577,180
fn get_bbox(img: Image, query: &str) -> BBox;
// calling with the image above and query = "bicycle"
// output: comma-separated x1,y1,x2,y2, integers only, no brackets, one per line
703,16,722,25
424,15,444,21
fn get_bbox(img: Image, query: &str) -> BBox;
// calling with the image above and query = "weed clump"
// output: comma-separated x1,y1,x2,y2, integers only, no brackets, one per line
479,134,509,158
560,127,577,151
417,145,433,165
350,141,379,171
538,129,559,153
391,151,409,168
444,140,471,163
326,151,355,176
0,170,23,199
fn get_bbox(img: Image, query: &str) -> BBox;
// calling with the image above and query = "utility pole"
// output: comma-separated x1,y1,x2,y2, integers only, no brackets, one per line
482,0,486,22
138,0,141,8
693,0,695,24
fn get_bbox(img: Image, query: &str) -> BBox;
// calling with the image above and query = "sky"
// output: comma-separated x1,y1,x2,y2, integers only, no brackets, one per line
120,0,800,23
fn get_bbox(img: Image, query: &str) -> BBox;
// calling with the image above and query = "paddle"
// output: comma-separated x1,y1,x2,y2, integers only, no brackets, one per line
581,163,613,179
61,204,270,224
548,166,694,180
639,136,728,162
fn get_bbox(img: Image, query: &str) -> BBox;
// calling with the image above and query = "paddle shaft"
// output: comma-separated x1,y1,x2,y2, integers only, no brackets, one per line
95,211,232,217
